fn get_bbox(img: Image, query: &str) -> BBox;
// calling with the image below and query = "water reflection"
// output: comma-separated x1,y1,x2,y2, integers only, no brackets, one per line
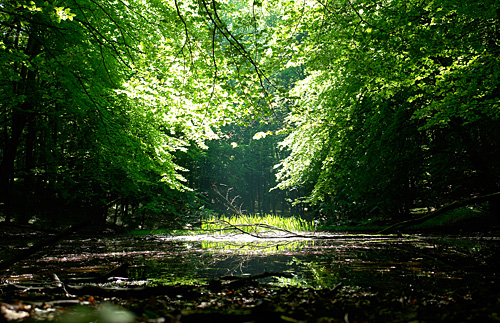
5,234,499,293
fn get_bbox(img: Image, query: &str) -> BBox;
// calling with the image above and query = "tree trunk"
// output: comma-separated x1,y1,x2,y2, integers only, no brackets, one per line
0,29,41,222
18,120,37,224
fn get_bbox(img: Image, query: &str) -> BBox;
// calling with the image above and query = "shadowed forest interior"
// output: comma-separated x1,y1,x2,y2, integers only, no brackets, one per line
1,0,500,322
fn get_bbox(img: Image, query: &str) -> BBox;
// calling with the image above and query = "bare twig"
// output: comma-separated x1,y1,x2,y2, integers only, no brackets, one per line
212,185,244,215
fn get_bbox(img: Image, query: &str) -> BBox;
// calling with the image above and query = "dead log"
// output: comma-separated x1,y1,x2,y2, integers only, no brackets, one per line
378,192,500,233
66,262,130,284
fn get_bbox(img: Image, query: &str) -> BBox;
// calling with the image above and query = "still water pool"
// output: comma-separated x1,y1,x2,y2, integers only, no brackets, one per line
7,233,500,294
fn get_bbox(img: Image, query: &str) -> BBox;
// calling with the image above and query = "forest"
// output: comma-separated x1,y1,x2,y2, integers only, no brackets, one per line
1,0,500,228
1,0,500,322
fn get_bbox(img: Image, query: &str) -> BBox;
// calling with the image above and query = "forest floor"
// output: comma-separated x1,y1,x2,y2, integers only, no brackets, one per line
1,222,500,322
1,277,500,322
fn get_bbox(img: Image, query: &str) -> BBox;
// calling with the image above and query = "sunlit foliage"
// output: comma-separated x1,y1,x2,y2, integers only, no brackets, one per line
0,0,281,225
1,0,499,226
273,0,500,219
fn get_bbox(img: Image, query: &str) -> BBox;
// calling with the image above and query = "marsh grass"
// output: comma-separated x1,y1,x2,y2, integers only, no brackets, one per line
201,213,316,234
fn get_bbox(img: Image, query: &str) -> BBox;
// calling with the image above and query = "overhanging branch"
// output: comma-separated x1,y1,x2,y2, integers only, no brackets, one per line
378,192,500,233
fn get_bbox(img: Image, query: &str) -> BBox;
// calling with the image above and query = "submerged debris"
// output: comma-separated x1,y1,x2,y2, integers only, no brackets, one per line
1,231,499,322
1,279,499,322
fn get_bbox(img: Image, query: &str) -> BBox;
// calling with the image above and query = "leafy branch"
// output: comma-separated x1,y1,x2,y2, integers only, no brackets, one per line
199,0,284,123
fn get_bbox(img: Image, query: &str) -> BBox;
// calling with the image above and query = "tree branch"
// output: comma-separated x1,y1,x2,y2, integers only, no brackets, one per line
0,220,92,270
199,0,284,123
378,192,500,233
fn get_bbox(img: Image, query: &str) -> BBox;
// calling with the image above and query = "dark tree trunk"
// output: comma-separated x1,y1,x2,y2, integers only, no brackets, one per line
113,202,119,225
0,116,25,222
18,120,37,224
0,29,41,222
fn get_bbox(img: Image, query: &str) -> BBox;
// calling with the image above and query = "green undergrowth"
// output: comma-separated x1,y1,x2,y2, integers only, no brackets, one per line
408,207,484,230
200,213,316,234
321,207,490,233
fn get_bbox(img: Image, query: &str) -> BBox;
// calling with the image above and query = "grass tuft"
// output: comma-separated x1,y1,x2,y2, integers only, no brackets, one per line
201,213,316,234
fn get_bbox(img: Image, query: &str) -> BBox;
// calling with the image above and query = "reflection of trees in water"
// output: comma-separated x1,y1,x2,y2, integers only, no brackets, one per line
201,239,314,253
13,235,500,292
199,239,316,277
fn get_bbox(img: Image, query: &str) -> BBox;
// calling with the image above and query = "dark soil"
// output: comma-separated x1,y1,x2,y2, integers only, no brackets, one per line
1,278,499,322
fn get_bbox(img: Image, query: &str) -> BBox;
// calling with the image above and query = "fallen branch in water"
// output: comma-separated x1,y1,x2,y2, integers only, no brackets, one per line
220,272,294,281
66,262,130,284
0,220,92,271
2,281,200,298
3,270,292,298
208,272,295,291
189,219,385,240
